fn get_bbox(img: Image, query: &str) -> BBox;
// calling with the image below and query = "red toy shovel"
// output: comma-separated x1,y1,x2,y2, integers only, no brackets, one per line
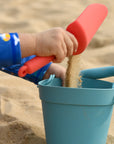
18,3,108,77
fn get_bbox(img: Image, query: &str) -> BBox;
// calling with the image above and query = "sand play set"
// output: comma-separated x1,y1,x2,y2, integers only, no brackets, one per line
18,3,114,144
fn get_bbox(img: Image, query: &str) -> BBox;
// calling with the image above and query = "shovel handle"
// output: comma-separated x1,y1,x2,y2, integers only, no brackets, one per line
18,3,108,77
18,56,54,77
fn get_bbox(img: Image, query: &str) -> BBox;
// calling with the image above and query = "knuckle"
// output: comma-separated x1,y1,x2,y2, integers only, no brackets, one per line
69,41,73,48
68,48,73,56
56,27,64,33
55,27,64,39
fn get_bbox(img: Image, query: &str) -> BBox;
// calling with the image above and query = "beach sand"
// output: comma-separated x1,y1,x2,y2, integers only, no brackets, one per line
0,0,114,143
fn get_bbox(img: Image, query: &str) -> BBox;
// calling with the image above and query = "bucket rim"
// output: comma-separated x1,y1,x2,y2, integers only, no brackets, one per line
38,78,114,91
38,78,114,106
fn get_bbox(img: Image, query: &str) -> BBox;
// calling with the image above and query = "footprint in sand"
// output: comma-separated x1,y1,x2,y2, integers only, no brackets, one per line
0,115,46,144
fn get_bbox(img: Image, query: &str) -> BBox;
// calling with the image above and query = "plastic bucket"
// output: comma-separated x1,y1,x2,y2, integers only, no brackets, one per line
38,75,114,144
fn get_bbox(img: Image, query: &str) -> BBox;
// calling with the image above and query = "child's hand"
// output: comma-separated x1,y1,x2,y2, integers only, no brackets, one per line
43,63,66,86
19,28,78,62
35,28,78,63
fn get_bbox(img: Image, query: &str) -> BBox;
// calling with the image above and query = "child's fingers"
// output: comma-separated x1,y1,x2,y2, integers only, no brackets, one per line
53,49,66,63
53,40,67,63
63,32,74,57
66,31,78,53
61,39,67,56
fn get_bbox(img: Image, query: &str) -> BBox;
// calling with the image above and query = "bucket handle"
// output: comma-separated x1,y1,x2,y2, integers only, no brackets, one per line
80,66,114,80
37,74,55,87
80,66,114,105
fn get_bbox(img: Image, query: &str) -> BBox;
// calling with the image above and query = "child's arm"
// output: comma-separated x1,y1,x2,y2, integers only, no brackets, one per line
0,28,78,84
0,28,78,67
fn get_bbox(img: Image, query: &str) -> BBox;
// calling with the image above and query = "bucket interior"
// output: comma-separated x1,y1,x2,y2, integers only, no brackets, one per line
39,77,113,89
38,77,114,106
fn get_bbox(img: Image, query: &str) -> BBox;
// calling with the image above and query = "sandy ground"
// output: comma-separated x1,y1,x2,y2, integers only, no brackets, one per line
0,0,114,144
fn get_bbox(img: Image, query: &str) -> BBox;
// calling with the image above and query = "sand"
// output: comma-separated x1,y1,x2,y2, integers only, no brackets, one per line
65,55,81,88
0,0,114,144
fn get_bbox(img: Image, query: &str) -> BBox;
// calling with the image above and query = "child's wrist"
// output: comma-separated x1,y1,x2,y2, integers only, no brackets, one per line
32,33,37,55
34,33,40,56
27,33,37,56
19,33,36,57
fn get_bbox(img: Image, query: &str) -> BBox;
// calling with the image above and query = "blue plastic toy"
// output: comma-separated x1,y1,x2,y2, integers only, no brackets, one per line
38,66,114,144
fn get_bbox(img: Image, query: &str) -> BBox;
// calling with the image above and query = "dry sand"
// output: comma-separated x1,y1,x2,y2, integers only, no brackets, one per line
0,0,114,143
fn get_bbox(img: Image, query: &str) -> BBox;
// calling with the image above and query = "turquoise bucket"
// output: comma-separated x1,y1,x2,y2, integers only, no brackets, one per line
38,67,114,144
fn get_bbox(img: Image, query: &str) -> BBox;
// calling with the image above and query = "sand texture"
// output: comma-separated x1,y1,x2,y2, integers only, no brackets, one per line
0,0,114,143
65,55,81,88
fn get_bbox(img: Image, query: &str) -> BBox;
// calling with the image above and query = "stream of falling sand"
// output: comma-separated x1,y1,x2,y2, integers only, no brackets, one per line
65,55,82,88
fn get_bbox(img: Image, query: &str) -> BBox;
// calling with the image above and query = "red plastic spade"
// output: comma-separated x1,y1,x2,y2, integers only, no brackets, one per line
18,3,108,77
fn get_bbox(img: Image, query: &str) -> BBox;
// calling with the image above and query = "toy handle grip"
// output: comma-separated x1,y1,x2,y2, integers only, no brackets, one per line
18,56,54,77
18,3,108,77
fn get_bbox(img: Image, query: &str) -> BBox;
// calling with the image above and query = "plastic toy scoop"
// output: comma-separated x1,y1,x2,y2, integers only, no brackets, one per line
18,3,108,77
80,66,114,79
